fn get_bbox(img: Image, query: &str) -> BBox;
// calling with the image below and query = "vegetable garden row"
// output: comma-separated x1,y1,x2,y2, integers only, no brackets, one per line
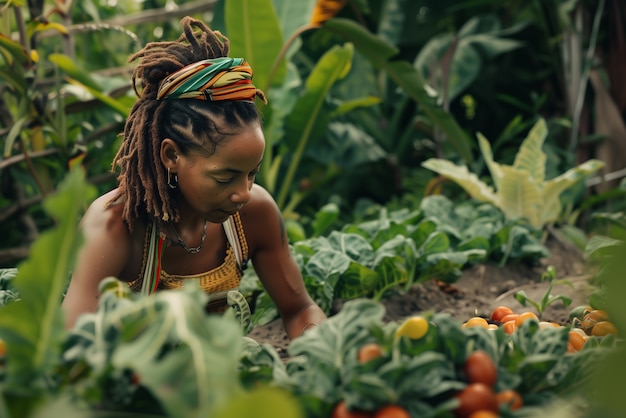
0,167,624,418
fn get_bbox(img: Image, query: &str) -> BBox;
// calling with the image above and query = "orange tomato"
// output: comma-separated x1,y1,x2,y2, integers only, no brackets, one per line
468,411,499,418
568,330,586,352
515,312,539,328
591,321,619,337
499,314,519,323
463,317,489,329
502,320,516,335
585,310,609,322
373,405,410,418
454,383,499,418
581,311,611,335
496,389,523,411
490,306,514,322
332,400,372,418
463,351,497,387
357,343,384,364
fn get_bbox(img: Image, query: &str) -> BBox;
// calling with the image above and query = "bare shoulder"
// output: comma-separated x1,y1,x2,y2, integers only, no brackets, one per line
73,188,145,282
81,189,129,241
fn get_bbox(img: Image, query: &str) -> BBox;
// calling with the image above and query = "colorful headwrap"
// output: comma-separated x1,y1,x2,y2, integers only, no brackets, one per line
156,57,266,103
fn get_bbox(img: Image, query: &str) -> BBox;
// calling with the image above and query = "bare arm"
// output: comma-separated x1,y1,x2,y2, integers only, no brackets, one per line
243,186,326,340
62,191,132,328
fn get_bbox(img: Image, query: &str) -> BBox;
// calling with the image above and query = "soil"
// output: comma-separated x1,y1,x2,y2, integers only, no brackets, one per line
247,236,593,357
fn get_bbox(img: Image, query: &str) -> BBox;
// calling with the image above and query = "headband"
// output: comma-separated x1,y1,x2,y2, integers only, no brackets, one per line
156,57,266,103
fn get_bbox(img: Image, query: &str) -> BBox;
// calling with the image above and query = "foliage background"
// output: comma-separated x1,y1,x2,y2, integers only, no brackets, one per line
1,0,625,264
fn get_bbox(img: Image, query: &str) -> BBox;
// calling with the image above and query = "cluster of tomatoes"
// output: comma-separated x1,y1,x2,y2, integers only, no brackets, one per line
462,304,619,355
568,305,619,340
454,350,522,418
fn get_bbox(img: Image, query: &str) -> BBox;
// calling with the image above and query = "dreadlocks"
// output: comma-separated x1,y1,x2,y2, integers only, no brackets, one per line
110,17,261,231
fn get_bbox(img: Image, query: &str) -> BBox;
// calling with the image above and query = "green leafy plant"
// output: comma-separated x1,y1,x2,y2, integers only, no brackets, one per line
0,167,95,417
514,265,573,319
422,118,605,229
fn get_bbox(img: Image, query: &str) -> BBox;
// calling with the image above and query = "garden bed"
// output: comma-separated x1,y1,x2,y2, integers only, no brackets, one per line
249,236,590,356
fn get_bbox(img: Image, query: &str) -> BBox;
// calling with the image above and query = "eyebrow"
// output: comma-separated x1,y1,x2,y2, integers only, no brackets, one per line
210,163,261,175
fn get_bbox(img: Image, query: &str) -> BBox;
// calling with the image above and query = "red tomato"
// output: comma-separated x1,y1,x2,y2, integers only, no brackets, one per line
463,351,497,387
454,383,499,418
332,400,372,418
373,405,410,418
490,306,514,322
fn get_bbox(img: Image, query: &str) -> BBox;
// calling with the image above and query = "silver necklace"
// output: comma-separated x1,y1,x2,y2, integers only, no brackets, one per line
172,220,207,254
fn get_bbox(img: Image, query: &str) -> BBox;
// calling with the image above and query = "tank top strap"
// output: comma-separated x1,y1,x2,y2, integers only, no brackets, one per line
222,212,248,271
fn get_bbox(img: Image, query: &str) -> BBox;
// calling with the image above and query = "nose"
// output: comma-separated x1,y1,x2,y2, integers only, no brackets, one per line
230,177,253,205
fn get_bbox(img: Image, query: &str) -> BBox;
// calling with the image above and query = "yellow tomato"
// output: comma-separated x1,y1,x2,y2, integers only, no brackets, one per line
396,316,429,339
463,317,489,329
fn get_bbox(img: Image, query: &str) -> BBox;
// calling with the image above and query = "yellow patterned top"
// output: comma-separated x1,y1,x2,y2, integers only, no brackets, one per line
128,212,248,312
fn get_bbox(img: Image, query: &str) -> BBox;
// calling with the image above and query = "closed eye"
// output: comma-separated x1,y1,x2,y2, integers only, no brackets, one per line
215,177,234,184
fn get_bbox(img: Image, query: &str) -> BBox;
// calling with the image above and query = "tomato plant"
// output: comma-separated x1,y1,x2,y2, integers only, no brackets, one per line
454,383,499,418
463,351,497,387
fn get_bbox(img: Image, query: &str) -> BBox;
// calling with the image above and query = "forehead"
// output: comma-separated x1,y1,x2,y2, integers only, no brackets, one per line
195,123,265,169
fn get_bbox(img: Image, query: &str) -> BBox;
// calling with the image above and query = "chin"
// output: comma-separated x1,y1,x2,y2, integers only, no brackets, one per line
207,212,231,223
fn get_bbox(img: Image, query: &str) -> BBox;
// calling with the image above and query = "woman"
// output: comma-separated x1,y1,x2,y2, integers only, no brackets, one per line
62,16,326,339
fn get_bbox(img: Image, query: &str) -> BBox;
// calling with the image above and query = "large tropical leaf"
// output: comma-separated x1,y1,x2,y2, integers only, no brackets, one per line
539,159,605,225
513,118,547,183
226,0,286,90
272,0,317,40
497,165,541,227
477,133,503,190
421,158,497,204
277,43,353,208
323,18,473,163
48,54,131,117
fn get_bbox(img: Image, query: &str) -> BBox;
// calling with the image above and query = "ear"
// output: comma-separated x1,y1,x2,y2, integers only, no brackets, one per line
160,139,180,170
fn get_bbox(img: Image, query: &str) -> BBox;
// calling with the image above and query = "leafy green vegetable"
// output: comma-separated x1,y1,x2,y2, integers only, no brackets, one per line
422,118,605,229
